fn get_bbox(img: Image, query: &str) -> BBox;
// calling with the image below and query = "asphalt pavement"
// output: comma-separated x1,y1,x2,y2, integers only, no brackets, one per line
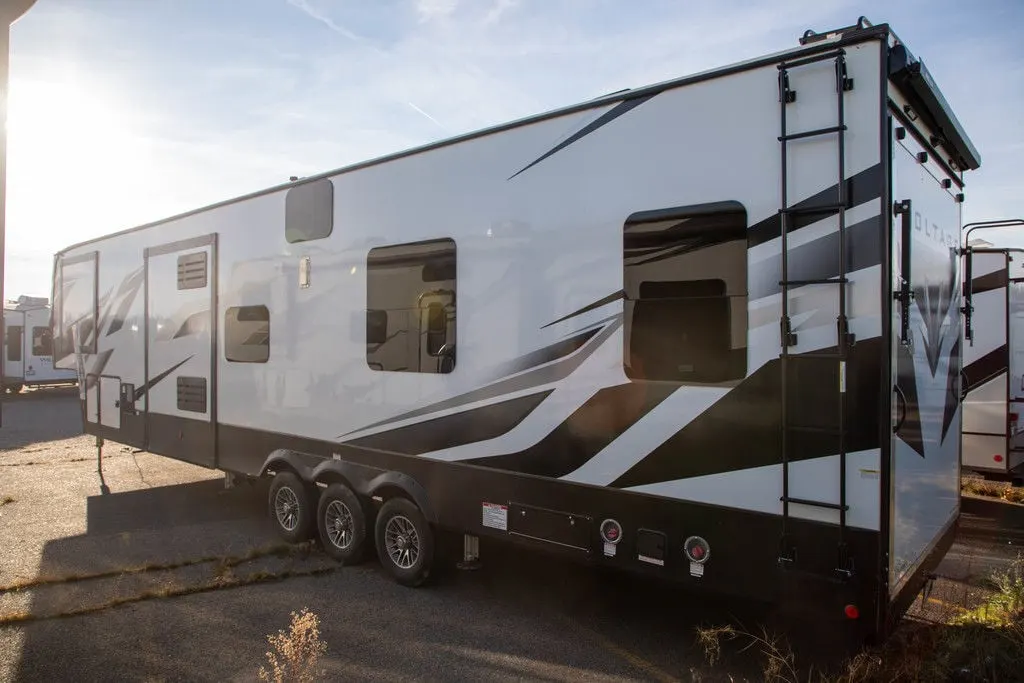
0,389,1020,682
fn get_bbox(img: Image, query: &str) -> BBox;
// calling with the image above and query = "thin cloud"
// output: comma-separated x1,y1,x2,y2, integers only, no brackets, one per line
415,0,458,23
408,102,449,133
483,0,518,26
285,0,363,42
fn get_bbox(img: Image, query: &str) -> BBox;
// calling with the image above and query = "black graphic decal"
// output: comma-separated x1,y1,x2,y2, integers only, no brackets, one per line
134,356,195,401
748,216,883,299
342,319,620,436
971,268,1009,295
941,336,961,443
542,291,624,329
346,390,553,455
611,337,883,487
748,164,884,247
508,94,656,180
493,326,602,379
962,344,1008,392
916,247,959,377
465,383,676,478
895,342,925,458
106,268,145,336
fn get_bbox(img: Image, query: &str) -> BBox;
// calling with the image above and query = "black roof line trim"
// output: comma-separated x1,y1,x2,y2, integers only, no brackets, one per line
57,24,892,257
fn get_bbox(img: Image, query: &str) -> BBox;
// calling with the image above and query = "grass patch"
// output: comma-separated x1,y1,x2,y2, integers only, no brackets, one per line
0,563,337,626
695,556,1024,681
0,541,314,594
962,477,1024,504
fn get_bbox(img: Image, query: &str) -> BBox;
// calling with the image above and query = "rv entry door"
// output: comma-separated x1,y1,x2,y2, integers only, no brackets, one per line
144,235,217,468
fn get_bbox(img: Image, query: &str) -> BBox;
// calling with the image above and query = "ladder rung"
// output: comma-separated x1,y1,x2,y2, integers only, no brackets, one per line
781,203,847,215
779,277,848,286
780,496,849,511
778,49,845,71
779,125,847,142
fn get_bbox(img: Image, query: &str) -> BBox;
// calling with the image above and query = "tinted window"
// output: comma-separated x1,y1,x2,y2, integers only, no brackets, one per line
623,202,748,384
32,326,52,356
225,305,270,363
285,178,334,243
6,325,22,362
366,239,456,374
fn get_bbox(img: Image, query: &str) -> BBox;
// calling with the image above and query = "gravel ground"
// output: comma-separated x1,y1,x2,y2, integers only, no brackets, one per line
0,388,1020,681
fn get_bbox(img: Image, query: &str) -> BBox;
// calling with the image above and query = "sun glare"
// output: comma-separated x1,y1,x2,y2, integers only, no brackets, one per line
4,74,162,295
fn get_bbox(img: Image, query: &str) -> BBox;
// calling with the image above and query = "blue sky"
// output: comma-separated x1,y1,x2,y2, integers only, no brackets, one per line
5,0,1023,297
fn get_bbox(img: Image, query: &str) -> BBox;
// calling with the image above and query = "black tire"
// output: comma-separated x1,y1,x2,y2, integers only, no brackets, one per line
317,483,368,564
268,471,314,543
374,497,434,587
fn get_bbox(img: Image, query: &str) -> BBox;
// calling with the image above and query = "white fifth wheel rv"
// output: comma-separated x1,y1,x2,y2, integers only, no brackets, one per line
961,246,1024,483
52,18,977,644
3,296,77,393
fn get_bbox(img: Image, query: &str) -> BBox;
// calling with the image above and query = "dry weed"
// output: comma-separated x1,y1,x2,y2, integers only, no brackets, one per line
695,556,1024,681
258,607,328,683
961,477,1024,504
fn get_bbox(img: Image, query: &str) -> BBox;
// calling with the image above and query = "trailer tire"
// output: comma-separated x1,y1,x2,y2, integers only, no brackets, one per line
317,483,368,564
268,471,314,543
374,497,434,587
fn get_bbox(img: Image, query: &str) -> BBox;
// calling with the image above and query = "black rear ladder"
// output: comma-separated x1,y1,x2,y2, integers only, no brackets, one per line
776,49,856,581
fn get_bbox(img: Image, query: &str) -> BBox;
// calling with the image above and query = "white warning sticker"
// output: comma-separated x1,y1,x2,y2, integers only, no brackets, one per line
690,561,705,578
482,503,508,531
603,542,617,557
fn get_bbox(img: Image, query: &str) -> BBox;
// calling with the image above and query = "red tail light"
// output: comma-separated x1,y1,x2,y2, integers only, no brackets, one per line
844,604,860,620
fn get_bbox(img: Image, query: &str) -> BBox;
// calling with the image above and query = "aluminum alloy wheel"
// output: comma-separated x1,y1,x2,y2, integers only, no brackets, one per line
384,514,420,569
275,485,300,532
325,500,355,550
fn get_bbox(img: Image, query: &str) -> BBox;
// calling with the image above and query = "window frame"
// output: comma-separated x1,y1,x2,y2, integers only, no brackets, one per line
224,304,271,364
31,326,53,357
6,324,23,362
365,238,457,374
285,178,335,244
622,201,749,385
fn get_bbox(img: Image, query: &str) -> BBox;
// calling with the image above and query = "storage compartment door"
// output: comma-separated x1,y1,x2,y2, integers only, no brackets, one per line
100,376,121,429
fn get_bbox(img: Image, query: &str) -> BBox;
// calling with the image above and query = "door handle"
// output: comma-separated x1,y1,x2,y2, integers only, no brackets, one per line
893,384,908,433
893,200,914,346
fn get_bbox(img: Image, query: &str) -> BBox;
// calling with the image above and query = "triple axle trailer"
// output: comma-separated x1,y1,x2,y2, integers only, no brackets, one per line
52,19,979,644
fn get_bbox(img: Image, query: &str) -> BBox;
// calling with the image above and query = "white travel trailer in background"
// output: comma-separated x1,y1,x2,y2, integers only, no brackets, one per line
961,246,1024,483
3,296,77,393
52,19,978,645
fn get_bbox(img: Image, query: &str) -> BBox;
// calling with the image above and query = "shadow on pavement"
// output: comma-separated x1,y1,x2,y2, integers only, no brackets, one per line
0,389,83,451
86,478,269,536
11,477,776,681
